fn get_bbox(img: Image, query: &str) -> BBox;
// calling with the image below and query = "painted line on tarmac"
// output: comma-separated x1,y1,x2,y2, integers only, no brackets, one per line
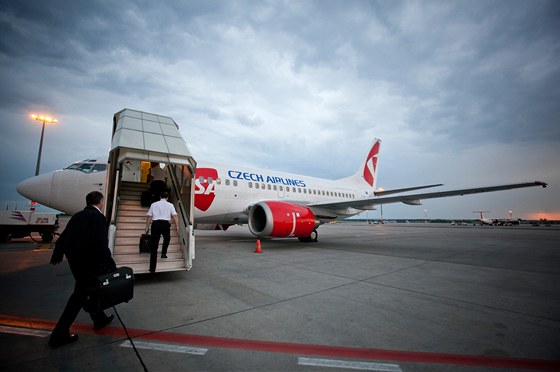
1,314,560,370
120,340,208,355
0,325,50,337
298,357,402,371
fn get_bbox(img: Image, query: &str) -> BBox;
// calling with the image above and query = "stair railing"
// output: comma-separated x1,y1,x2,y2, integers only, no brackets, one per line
108,168,121,255
167,164,195,270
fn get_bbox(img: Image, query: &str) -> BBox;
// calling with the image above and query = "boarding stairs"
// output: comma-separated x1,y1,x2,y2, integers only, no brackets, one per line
112,181,187,273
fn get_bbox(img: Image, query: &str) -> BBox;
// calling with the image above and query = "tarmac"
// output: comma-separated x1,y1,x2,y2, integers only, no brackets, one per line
0,221,559,371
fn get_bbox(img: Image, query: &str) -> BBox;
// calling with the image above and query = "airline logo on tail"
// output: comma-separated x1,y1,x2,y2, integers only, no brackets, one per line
363,141,380,187
194,168,218,211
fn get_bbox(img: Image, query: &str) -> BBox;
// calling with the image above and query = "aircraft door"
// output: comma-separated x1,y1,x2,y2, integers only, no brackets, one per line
121,160,141,182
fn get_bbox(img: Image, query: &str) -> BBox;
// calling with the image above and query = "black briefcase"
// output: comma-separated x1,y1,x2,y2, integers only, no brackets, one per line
84,267,134,313
139,233,151,253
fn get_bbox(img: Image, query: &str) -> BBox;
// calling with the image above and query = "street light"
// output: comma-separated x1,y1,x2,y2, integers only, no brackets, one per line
31,114,58,176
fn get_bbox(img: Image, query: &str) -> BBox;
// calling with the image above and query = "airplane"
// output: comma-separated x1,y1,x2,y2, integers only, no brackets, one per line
16,138,547,242
492,211,522,226
474,211,495,225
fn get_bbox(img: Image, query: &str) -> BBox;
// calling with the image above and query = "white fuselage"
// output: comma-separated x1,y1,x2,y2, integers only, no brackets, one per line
16,159,367,222
194,161,365,225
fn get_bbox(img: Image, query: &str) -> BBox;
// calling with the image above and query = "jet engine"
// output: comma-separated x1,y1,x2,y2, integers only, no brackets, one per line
248,201,319,241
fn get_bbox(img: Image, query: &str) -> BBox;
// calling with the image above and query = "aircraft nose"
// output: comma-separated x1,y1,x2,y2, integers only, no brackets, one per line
16,173,53,204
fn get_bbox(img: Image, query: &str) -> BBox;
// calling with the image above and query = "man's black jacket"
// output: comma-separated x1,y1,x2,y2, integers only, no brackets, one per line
51,206,116,283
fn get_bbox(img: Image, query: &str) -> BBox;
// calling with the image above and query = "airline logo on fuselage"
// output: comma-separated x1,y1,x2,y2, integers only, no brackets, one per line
195,168,218,211
194,167,308,211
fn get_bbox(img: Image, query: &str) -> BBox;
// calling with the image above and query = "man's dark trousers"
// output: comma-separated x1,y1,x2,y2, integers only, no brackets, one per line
51,280,110,338
150,220,171,272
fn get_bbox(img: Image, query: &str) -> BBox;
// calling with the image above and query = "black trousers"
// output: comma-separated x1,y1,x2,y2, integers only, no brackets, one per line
51,281,108,339
150,220,171,272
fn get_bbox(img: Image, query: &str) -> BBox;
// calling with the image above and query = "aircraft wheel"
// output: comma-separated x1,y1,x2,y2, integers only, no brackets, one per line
298,230,318,243
309,229,318,242
40,232,54,243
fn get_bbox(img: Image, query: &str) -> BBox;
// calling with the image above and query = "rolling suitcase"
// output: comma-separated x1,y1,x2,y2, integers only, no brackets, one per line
139,232,151,253
84,267,134,313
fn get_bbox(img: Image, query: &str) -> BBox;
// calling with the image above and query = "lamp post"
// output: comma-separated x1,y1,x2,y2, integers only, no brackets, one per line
31,114,58,176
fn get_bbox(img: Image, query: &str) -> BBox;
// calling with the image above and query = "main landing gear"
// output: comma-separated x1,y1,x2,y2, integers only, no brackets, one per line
298,229,318,242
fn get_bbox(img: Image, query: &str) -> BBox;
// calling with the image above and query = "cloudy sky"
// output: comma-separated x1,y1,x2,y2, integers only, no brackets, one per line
0,0,558,220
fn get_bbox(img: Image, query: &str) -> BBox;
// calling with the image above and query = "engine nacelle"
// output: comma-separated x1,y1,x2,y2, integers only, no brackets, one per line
248,201,319,238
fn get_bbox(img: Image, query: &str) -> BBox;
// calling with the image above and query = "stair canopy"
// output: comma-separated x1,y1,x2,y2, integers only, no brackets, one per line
110,108,196,168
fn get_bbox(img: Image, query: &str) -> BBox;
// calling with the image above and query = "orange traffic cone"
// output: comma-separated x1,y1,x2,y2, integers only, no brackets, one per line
254,239,262,253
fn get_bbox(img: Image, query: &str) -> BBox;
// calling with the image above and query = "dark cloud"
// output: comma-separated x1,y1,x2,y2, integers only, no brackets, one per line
0,0,558,217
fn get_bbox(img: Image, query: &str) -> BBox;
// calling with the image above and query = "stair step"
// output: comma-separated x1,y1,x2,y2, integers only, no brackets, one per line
115,235,181,245
120,194,142,201
122,181,148,188
114,252,183,262
114,243,183,256
118,210,149,218
118,204,147,212
116,228,178,237
117,261,187,274
116,222,176,231
120,199,142,206
117,216,148,224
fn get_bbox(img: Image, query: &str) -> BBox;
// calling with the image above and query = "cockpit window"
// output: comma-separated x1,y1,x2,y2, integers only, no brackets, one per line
65,159,104,174
92,164,106,172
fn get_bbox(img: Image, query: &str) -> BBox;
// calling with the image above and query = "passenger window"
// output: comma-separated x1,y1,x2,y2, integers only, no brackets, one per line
208,177,214,184
233,180,238,187
279,186,283,191
225,179,230,186
248,182,253,188
273,185,277,191
267,184,271,190
255,183,260,189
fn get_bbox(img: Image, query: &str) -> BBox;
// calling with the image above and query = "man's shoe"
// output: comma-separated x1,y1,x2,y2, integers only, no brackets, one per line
49,333,78,348
161,255,167,258
93,314,114,330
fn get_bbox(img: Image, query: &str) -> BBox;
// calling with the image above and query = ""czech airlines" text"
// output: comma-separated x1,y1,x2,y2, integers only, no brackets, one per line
227,170,306,187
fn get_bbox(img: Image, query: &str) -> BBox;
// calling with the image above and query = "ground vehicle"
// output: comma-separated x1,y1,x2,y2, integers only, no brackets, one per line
0,210,59,242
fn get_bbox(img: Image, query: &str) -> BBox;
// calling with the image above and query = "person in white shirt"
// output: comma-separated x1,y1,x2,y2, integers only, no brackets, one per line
145,192,178,273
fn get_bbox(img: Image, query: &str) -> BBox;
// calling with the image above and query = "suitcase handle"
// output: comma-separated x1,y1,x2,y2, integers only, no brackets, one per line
102,279,109,286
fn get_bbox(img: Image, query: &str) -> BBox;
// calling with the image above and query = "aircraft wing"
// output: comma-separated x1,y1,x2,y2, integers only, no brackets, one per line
374,183,443,196
310,181,548,211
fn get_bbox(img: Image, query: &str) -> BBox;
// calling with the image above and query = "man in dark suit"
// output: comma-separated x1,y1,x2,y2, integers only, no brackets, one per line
49,191,117,348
